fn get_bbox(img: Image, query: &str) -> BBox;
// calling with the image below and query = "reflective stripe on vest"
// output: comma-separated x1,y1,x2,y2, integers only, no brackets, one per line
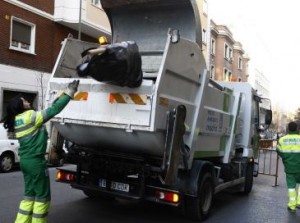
15,110,47,139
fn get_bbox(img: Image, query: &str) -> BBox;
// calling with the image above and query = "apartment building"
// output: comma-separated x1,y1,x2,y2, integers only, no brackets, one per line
209,20,249,82
0,0,110,119
197,0,209,64
232,42,249,82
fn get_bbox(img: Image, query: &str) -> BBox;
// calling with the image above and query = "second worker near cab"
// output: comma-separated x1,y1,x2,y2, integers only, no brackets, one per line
277,121,300,212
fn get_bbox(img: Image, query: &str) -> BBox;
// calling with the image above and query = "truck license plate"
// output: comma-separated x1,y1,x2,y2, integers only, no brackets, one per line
111,181,129,192
99,178,107,188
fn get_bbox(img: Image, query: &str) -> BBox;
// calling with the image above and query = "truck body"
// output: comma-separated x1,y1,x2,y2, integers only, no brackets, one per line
46,0,272,221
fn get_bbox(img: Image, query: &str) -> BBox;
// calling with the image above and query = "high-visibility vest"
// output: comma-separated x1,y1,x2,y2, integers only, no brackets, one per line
277,134,300,173
14,110,47,141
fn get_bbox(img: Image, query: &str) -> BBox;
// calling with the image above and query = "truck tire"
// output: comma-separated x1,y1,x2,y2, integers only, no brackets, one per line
185,172,214,221
242,162,254,194
0,152,14,173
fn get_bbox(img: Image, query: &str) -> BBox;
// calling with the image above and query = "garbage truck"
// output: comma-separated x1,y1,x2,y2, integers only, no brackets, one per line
45,0,272,221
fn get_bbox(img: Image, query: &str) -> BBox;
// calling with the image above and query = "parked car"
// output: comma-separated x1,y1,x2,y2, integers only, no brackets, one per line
0,124,19,172
0,124,54,172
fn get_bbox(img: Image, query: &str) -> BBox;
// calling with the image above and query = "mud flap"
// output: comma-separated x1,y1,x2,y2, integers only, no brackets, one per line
163,105,186,185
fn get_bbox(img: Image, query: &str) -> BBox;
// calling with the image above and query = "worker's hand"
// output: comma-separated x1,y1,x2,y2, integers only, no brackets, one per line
64,80,80,98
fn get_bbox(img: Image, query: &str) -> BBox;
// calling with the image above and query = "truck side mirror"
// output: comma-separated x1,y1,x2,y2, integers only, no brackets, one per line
265,109,272,125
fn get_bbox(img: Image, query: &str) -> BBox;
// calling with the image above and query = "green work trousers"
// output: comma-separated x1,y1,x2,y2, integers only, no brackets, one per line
286,173,300,188
15,157,50,223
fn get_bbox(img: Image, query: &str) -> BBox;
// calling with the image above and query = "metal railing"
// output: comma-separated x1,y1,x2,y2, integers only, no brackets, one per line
258,139,279,187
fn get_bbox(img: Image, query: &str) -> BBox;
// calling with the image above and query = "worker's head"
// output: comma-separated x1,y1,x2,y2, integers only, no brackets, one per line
288,121,298,133
2,96,29,132
7,96,26,116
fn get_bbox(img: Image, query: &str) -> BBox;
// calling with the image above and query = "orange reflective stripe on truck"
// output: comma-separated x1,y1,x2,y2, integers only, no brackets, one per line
54,91,88,101
109,93,147,105
73,92,88,101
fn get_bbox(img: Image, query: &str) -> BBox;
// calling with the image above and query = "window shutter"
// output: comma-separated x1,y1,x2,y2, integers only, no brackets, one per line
12,21,31,44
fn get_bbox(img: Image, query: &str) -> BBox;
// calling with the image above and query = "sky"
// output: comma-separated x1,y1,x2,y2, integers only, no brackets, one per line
208,0,300,112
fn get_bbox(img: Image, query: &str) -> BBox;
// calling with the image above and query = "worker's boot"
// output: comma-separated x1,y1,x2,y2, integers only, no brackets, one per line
288,188,297,212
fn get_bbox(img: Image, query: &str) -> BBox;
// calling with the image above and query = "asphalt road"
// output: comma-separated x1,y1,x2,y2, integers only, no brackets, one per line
1,158,300,223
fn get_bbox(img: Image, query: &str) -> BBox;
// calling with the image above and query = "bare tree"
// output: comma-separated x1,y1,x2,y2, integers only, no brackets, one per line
36,72,45,109
293,108,300,127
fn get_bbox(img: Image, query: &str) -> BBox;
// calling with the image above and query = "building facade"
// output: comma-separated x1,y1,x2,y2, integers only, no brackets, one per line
209,20,249,82
197,0,209,64
0,0,110,119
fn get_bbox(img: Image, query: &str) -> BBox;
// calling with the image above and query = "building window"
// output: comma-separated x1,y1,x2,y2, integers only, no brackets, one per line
223,68,232,81
211,38,215,55
238,57,243,69
10,17,35,54
224,44,228,58
224,43,232,61
202,29,207,44
210,65,215,79
91,0,102,7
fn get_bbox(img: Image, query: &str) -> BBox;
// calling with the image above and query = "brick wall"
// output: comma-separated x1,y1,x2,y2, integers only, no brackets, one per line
0,1,98,73
18,0,54,14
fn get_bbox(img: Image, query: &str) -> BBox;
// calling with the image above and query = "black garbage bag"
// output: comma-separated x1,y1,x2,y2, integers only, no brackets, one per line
77,41,143,88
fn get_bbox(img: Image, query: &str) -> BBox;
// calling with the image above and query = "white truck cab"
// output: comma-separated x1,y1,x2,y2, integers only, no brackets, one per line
0,124,19,172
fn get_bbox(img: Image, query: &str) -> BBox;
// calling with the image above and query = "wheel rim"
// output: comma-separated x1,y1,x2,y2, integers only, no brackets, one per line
200,180,213,213
1,156,13,171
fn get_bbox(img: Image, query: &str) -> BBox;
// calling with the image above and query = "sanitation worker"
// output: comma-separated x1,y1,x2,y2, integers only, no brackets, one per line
277,121,300,212
3,80,79,223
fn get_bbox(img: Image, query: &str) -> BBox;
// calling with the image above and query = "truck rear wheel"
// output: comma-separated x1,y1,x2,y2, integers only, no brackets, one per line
185,172,214,221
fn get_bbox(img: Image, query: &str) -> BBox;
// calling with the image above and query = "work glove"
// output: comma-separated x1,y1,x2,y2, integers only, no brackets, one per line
64,80,80,98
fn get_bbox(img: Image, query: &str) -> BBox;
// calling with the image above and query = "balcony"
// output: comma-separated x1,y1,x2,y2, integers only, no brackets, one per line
54,0,111,38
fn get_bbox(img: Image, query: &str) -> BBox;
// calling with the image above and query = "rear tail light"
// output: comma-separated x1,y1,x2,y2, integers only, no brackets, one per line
155,191,180,203
56,170,75,182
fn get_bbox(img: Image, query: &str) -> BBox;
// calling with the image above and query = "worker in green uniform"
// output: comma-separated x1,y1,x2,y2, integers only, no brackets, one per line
3,80,79,223
277,121,300,212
